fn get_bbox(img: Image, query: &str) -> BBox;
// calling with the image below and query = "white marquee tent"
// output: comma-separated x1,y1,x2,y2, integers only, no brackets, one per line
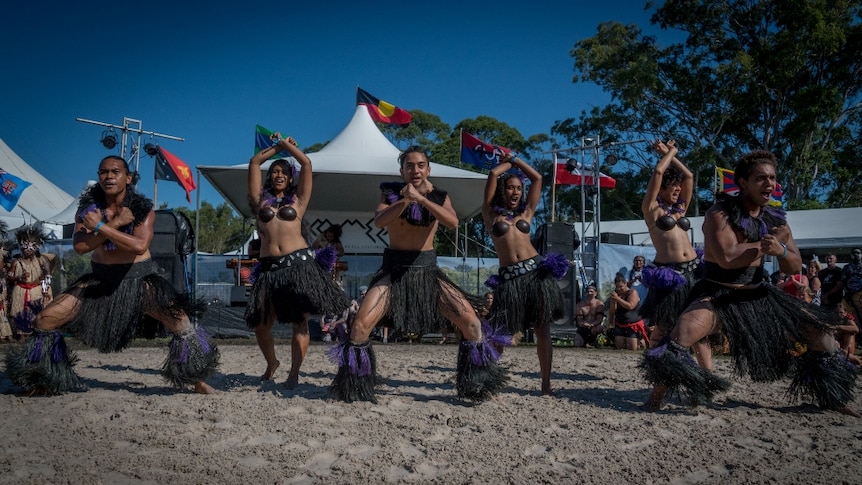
198,105,487,254
599,206,862,252
0,137,76,237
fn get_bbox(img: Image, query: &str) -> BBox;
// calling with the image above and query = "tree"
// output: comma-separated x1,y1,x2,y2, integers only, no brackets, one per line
556,0,862,212
175,201,252,254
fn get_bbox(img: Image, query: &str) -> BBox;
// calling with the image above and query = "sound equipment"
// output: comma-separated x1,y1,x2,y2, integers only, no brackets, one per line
541,222,576,258
150,210,196,294
600,232,630,245
152,254,189,294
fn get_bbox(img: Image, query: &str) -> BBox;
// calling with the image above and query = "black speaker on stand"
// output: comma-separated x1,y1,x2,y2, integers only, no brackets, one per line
537,223,580,334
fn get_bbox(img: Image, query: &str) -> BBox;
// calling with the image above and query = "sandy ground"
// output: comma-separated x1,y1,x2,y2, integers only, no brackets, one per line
1,339,861,485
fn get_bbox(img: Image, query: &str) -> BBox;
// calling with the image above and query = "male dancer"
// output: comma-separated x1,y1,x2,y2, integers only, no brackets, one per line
328,146,506,403
5,155,219,395
641,150,857,415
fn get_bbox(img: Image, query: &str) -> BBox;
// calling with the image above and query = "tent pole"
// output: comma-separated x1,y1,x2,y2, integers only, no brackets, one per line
551,152,557,222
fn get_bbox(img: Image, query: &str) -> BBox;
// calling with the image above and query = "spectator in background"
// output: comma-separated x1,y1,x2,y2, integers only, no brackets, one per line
834,304,861,366
608,273,645,351
806,259,822,306
818,253,843,310
842,248,862,327
779,265,809,300
627,255,648,302
574,284,605,348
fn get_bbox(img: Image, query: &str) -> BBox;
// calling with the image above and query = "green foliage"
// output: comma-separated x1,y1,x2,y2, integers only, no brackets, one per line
558,0,862,210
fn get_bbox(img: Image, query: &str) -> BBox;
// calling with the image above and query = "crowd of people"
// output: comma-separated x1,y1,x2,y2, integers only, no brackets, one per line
2,139,859,417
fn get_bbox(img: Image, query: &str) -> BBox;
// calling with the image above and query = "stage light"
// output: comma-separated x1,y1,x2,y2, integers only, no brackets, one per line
100,129,118,149
566,159,577,172
605,154,619,166
144,142,158,156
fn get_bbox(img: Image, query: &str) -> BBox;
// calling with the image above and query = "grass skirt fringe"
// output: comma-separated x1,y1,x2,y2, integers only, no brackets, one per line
487,256,565,334
161,326,220,387
701,281,834,382
327,340,378,403
639,338,731,405
4,330,82,395
245,249,351,327
640,260,699,334
63,260,204,353
456,338,509,402
787,350,857,410
368,249,483,335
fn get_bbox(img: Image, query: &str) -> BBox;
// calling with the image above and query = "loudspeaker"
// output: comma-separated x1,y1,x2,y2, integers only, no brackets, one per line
600,232,630,245
152,254,188,294
541,222,575,257
555,268,580,325
151,209,195,256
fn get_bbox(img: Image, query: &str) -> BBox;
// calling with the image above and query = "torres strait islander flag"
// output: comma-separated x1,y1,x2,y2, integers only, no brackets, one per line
716,167,783,207
154,146,196,203
460,130,513,171
356,87,412,125
254,124,289,159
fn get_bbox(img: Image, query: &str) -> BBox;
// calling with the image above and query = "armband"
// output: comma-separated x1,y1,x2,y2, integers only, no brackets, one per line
778,242,787,259
93,221,105,235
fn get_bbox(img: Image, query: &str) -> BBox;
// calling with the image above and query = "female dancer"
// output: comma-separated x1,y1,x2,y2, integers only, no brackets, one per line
246,134,350,388
639,140,712,369
483,153,566,395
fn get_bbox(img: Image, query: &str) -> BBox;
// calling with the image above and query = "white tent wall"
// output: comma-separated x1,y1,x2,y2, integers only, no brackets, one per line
0,137,76,237
599,207,862,254
198,105,487,255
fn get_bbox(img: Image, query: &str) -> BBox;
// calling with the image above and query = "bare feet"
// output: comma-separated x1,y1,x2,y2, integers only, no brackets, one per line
837,406,862,418
284,375,299,390
644,384,668,411
194,382,218,394
261,360,281,381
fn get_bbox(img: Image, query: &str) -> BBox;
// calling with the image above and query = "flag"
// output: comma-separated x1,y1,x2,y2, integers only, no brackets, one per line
715,167,782,207
555,158,616,189
254,124,288,159
154,146,196,203
0,169,32,212
460,131,513,170
356,87,412,125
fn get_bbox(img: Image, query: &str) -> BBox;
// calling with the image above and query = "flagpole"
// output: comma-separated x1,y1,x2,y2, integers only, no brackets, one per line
551,152,558,222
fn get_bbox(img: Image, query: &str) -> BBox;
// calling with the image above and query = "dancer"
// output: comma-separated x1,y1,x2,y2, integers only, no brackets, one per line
8,223,57,337
5,155,219,395
639,140,711,368
246,134,350,388
328,146,507,403
641,150,857,415
482,152,566,395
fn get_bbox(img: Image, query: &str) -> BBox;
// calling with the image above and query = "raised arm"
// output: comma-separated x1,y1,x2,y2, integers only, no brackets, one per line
642,139,678,217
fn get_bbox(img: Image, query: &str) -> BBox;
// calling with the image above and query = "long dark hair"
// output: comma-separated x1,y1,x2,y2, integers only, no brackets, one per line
490,173,527,213
262,159,298,197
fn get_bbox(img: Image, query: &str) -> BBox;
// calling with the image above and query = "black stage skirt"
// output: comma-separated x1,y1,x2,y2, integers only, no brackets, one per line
63,259,203,353
488,255,565,333
367,249,482,335
640,258,700,334
245,248,351,326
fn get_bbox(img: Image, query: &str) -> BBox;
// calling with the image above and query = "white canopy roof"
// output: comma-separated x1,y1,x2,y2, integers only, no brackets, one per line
0,137,76,237
599,206,862,252
198,105,487,253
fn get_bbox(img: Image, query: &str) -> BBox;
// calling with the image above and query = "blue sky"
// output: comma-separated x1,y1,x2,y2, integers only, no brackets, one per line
1,1,665,212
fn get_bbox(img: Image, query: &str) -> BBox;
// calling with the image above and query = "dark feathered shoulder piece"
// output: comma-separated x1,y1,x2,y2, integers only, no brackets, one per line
379,182,448,226
715,193,786,243
77,184,153,226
